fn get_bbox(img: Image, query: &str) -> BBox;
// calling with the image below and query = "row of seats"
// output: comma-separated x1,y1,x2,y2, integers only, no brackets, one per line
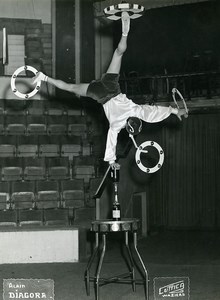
0,177,102,210
0,134,105,159
0,99,105,227
0,114,91,136
0,99,84,116
0,156,98,182
0,207,74,226
0,179,85,210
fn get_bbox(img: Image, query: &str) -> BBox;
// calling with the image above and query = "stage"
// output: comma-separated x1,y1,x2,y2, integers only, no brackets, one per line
0,230,219,300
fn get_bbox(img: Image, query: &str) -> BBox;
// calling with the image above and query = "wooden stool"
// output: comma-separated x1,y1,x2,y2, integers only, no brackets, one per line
85,218,149,300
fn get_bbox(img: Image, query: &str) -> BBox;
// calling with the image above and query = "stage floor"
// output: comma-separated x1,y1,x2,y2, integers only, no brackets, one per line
0,230,219,300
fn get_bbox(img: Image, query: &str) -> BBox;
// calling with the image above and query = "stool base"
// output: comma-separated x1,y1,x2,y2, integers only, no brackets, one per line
85,219,149,300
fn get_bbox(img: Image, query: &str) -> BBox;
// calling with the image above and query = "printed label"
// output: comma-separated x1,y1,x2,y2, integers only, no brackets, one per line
154,277,190,299
3,279,54,300
112,210,120,218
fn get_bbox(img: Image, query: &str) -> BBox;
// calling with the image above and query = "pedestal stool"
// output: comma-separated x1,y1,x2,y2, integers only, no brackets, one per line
85,218,149,300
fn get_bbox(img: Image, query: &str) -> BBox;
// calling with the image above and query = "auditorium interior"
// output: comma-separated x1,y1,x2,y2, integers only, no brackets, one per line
0,0,220,299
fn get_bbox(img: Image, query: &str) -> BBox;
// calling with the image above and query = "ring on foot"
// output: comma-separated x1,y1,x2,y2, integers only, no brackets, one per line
104,2,145,21
11,65,41,99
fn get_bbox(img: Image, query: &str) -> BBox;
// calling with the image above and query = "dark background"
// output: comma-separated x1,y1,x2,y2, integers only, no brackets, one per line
112,1,220,75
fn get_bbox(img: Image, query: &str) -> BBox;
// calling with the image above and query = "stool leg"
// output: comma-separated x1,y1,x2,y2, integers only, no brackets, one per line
95,233,106,300
124,231,136,292
133,232,149,300
85,232,99,296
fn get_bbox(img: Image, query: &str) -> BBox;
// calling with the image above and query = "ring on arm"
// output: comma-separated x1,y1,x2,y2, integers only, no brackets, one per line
172,88,188,119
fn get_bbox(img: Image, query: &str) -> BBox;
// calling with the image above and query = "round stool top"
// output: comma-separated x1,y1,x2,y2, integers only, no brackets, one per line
91,218,140,232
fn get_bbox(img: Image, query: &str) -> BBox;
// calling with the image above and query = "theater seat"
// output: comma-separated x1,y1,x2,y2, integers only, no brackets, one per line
47,157,70,180
0,182,10,210
39,136,60,158
17,135,38,158
68,116,88,137
72,156,96,183
61,179,85,208
11,181,35,209
26,115,47,135
23,157,46,181
0,136,17,157
44,208,71,225
0,210,17,226
60,135,82,160
18,209,43,226
36,180,60,209
47,115,67,135
5,115,26,135
0,157,23,181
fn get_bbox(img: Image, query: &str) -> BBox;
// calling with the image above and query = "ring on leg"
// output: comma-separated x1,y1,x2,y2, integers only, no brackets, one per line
11,65,41,99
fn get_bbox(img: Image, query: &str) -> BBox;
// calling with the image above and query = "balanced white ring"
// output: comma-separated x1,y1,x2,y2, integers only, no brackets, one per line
11,65,41,99
104,3,145,20
135,141,164,173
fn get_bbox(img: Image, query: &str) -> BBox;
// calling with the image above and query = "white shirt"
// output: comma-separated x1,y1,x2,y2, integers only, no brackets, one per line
103,93,178,163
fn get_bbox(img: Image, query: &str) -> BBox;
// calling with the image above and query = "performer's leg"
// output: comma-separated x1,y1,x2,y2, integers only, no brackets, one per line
46,79,89,97
32,73,89,97
106,11,130,74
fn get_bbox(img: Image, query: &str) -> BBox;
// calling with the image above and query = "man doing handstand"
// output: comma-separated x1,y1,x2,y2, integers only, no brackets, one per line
33,12,187,169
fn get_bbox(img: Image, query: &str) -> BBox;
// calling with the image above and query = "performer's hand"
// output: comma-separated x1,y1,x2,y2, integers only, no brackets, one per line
177,108,188,121
110,162,121,170
32,72,48,85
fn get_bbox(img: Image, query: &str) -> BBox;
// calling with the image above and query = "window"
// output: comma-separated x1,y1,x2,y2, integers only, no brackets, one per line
4,35,25,76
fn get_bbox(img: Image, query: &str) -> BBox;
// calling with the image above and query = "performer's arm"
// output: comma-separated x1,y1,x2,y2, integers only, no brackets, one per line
32,72,89,97
154,106,187,121
139,105,184,123
104,127,120,168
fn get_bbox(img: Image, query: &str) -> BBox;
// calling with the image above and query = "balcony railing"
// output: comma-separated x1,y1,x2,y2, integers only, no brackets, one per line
120,70,220,104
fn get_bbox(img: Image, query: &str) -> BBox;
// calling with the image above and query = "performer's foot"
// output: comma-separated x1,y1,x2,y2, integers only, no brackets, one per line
121,11,130,36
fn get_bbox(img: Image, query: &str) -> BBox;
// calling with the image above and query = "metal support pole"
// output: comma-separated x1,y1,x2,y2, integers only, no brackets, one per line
85,232,99,296
95,233,106,300
124,231,136,292
133,232,149,300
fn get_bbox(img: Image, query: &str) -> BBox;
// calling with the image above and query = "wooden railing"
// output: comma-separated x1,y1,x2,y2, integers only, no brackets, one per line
120,70,220,103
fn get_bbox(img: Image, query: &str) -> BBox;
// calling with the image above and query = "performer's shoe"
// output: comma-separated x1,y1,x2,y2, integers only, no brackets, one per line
121,11,130,36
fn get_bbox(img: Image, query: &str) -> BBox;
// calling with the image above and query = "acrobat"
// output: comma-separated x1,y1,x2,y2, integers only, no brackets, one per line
32,11,187,169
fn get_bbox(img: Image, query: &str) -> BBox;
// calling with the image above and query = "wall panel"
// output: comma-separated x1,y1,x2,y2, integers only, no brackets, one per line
117,112,220,230
148,112,220,229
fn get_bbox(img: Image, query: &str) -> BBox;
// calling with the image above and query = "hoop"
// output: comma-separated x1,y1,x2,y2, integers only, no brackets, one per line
135,141,164,173
104,3,145,21
172,88,188,116
11,65,41,99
